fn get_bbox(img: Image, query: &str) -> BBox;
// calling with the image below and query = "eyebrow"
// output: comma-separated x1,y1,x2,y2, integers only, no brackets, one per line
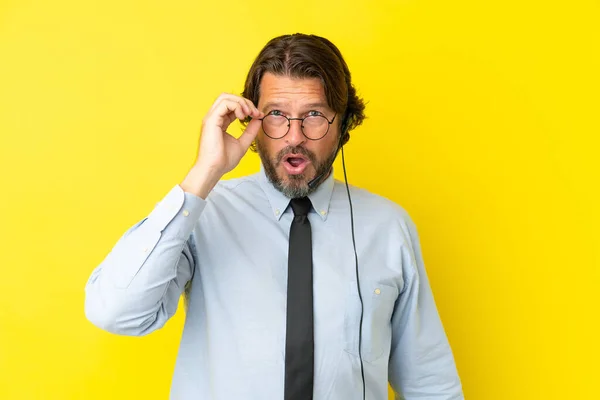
261,101,330,112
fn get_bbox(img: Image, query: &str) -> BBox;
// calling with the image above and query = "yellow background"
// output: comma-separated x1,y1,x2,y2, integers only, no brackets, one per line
0,0,598,398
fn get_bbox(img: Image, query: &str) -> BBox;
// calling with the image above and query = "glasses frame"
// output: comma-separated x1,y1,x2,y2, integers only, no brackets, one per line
257,112,337,141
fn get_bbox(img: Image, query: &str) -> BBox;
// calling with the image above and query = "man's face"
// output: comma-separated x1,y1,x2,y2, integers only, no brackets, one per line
255,72,341,198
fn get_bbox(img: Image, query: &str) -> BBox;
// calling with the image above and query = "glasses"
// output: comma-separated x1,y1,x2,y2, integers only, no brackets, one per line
258,112,337,140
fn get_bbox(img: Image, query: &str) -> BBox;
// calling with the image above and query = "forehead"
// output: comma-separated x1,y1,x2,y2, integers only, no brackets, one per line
257,72,328,108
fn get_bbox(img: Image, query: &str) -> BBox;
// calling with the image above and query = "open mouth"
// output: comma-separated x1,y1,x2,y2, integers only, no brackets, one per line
282,154,310,175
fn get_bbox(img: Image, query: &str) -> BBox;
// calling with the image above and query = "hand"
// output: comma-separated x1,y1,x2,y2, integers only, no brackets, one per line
181,93,264,198
198,93,263,175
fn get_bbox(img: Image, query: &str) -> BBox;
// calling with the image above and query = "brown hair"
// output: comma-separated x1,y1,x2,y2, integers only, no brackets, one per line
241,33,366,151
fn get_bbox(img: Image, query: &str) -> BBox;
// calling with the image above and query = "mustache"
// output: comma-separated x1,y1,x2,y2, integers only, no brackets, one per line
275,146,317,166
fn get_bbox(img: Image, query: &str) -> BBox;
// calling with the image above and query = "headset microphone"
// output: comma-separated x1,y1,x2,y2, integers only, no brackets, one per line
307,171,326,189
307,119,348,190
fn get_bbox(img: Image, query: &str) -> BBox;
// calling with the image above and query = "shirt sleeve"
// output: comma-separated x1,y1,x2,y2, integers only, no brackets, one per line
84,184,206,336
388,216,464,399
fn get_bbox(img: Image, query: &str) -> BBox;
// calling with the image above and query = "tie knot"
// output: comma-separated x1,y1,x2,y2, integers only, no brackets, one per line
290,197,312,217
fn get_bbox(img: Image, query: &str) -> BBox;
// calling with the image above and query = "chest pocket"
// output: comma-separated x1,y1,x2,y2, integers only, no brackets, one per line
343,281,399,363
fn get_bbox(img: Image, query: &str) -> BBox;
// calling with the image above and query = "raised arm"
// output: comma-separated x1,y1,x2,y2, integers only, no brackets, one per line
84,93,264,336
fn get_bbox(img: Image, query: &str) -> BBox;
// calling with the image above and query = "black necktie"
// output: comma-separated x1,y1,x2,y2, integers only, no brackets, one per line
284,197,314,400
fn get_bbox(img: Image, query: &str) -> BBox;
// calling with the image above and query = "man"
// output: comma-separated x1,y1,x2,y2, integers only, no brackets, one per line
84,33,463,400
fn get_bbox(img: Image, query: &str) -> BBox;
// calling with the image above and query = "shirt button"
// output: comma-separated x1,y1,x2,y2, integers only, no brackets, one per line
374,288,381,295
320,210,327,216
143,247,149,253
275,209,281,216
182,210,190,217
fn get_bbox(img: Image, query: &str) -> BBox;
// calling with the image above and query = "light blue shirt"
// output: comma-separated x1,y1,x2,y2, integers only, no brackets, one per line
84,165,463,400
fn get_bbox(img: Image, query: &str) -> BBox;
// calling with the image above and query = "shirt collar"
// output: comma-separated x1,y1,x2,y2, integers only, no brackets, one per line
256,163,335,221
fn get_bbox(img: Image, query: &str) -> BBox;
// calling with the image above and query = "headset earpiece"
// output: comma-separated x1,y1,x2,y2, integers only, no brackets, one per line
341,114,349,134
340,114,350,146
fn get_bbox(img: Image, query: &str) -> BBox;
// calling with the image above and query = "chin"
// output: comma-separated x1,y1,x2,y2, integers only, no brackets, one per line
276,171,312,198
281,175,307,189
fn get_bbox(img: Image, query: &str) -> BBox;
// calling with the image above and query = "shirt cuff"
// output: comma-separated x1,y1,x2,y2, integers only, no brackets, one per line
145,184,207,240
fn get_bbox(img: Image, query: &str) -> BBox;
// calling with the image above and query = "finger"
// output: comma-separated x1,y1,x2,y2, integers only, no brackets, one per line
214,98,248,119
209,93,248,116
220,98,250,120
215,93,264,119
209,93,228,113
224,94,261,118
240,97,261,118
235,98,252,116
237,118,262,150
206,100,248,131
223,101,247,121
216,93,253,116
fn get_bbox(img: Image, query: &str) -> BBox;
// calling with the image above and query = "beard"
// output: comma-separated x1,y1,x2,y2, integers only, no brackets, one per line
256,138,339,199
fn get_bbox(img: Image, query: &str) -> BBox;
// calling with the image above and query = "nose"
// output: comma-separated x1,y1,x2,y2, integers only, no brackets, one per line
285,119,306,146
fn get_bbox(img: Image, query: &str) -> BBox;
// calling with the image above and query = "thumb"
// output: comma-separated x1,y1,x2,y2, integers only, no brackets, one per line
238,118,262,151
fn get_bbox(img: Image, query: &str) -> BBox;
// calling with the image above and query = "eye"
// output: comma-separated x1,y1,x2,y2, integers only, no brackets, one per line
268,110,284,116
306,110,324,117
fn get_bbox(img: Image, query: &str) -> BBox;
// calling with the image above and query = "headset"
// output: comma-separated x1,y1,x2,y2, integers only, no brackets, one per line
307,115,366,400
